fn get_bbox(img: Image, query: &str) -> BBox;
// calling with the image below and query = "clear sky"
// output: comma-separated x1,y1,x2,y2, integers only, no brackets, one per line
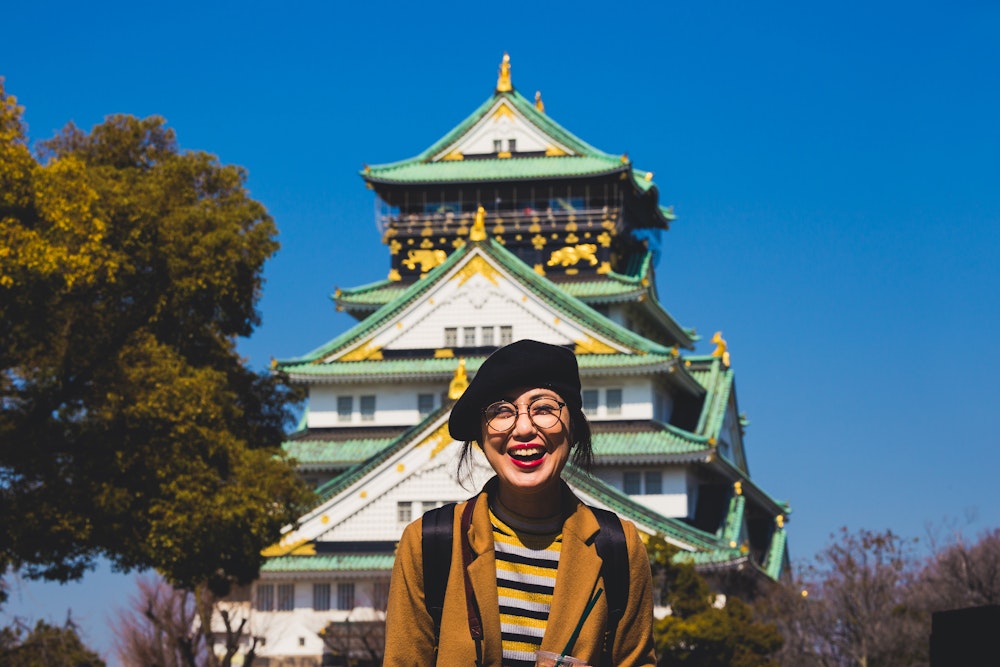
3,0,999,662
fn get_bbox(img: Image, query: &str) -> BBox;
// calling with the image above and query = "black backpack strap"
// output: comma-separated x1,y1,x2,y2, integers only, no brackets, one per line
590,506,629,667
421,502,456,641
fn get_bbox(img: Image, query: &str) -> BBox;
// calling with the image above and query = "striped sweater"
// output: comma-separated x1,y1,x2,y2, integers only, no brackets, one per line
490,506,563,667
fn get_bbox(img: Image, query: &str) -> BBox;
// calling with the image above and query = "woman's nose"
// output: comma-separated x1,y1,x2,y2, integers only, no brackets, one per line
512,409,536,434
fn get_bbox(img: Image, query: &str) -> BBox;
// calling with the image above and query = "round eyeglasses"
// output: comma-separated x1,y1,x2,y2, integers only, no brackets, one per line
483,397,566,432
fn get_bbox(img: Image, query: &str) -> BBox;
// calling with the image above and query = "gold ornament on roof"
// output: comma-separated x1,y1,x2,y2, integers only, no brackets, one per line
535,90,545,113
547,244,598,268
496,53,512,92
449,359,469,399
734,481,743,496
470,206,487,241
776,515,785,528
711,331,731,367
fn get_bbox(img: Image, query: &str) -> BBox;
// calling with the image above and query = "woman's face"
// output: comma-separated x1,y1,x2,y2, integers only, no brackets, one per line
479,386,573,504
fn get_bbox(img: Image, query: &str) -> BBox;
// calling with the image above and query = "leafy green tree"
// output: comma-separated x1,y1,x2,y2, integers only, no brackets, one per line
0,618,105,666
647,535,782,666
0,79,313,595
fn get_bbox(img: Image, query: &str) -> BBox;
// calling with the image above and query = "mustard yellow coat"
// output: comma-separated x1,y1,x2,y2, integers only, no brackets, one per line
384,482,656,666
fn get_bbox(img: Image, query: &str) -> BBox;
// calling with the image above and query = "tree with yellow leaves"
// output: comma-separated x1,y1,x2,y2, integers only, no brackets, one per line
0,80,312,597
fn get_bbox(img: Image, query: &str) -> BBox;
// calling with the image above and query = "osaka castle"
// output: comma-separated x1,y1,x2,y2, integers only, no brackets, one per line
249,55,791,665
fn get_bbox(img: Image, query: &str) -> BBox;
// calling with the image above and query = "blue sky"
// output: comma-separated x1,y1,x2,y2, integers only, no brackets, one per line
3,0,999,661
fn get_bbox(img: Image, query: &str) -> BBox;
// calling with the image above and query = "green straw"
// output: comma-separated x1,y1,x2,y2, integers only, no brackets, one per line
558,587,603,664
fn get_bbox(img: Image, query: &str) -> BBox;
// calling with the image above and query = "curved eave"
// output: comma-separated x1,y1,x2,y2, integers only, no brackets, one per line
361,157,629,186
707,454,792,518
281,352,688,384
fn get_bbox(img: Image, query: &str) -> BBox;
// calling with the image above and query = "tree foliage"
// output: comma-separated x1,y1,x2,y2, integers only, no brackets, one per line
0,618,105,666
0,80,312,594
647,535,782,667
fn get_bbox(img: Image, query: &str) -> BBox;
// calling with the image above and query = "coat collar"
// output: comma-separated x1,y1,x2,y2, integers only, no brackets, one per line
464,477,607,663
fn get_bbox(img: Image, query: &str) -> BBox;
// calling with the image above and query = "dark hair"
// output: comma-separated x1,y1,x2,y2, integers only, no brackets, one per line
455,402,593,489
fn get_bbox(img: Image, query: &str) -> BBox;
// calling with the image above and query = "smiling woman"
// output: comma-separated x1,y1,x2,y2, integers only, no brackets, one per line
383,340,656,667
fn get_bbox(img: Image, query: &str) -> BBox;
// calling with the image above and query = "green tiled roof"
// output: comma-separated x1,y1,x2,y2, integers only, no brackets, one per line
278,238,688,369
721,494,746,545
284,437,397,467
365,155,628,184
361,88,670,226
564,468,721,551
262,553,395,573
591,425,710,460
764,527,789,579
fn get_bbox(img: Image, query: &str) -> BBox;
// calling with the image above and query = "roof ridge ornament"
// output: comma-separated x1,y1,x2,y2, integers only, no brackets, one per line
496,52,512,93
711,331,731,367
535,90,545,113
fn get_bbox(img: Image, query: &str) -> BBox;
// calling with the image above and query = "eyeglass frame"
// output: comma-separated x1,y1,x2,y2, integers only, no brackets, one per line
481,397,567,432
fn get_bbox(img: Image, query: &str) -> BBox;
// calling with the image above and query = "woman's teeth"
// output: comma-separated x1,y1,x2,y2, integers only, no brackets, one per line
510,447,544,461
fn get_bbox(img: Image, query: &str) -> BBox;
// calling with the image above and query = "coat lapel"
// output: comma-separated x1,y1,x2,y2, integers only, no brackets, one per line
540,493,603,657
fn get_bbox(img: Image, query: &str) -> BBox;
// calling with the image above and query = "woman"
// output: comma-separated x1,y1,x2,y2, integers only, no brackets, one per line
384,340,656,666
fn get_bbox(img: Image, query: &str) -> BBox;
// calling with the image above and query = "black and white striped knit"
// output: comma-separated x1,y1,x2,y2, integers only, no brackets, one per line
489,502,564,667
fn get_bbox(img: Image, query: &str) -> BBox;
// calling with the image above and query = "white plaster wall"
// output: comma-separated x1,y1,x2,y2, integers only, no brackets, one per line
253,580,388,659
592,466,690,519
308,382,444,428
445,101,568,156
582,377,654,421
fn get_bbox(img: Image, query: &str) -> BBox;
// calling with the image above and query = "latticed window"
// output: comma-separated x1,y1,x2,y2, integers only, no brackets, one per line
645,471,663,495
482,326,495,347
337,396,353,422
397,501,412,524
337,582,356,610
500,326,513,345
313,583,331,611
582,390,599,414
277,584,295,611
418,393,435,417
444,327,457,347
606,388,623,416
255,584,274,611
422,501,438,513
624,471,641,495
463,327,476,347
360,395,376,422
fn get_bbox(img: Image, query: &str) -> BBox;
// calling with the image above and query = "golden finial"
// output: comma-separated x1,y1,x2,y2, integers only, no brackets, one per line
620,153,629,164
496,53,512,92
644,171,653,181
733,480,743,496
776,515,785,528
711,331,730,367
535,90,545,113
470,206,487,241
448,359,469,399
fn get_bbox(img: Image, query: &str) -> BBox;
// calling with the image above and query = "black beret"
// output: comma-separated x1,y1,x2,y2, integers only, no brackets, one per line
448,339,582,441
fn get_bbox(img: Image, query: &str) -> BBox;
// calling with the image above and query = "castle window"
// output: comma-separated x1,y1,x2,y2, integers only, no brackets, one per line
277,583,295,611
418,393,435,417
337,396,353,422
624,471,641,495
482,326,495,347
582,390,599,414
397,501,412,524
256,584,274,611
606,388,623,416
463,327,476,347
493,139,502,152
422,501,438,513
444,327,457,347
644,471,663,494
337,582,356,610
313,583,331,611
360,395,376,422
508,138,517,152
500,326,513,345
